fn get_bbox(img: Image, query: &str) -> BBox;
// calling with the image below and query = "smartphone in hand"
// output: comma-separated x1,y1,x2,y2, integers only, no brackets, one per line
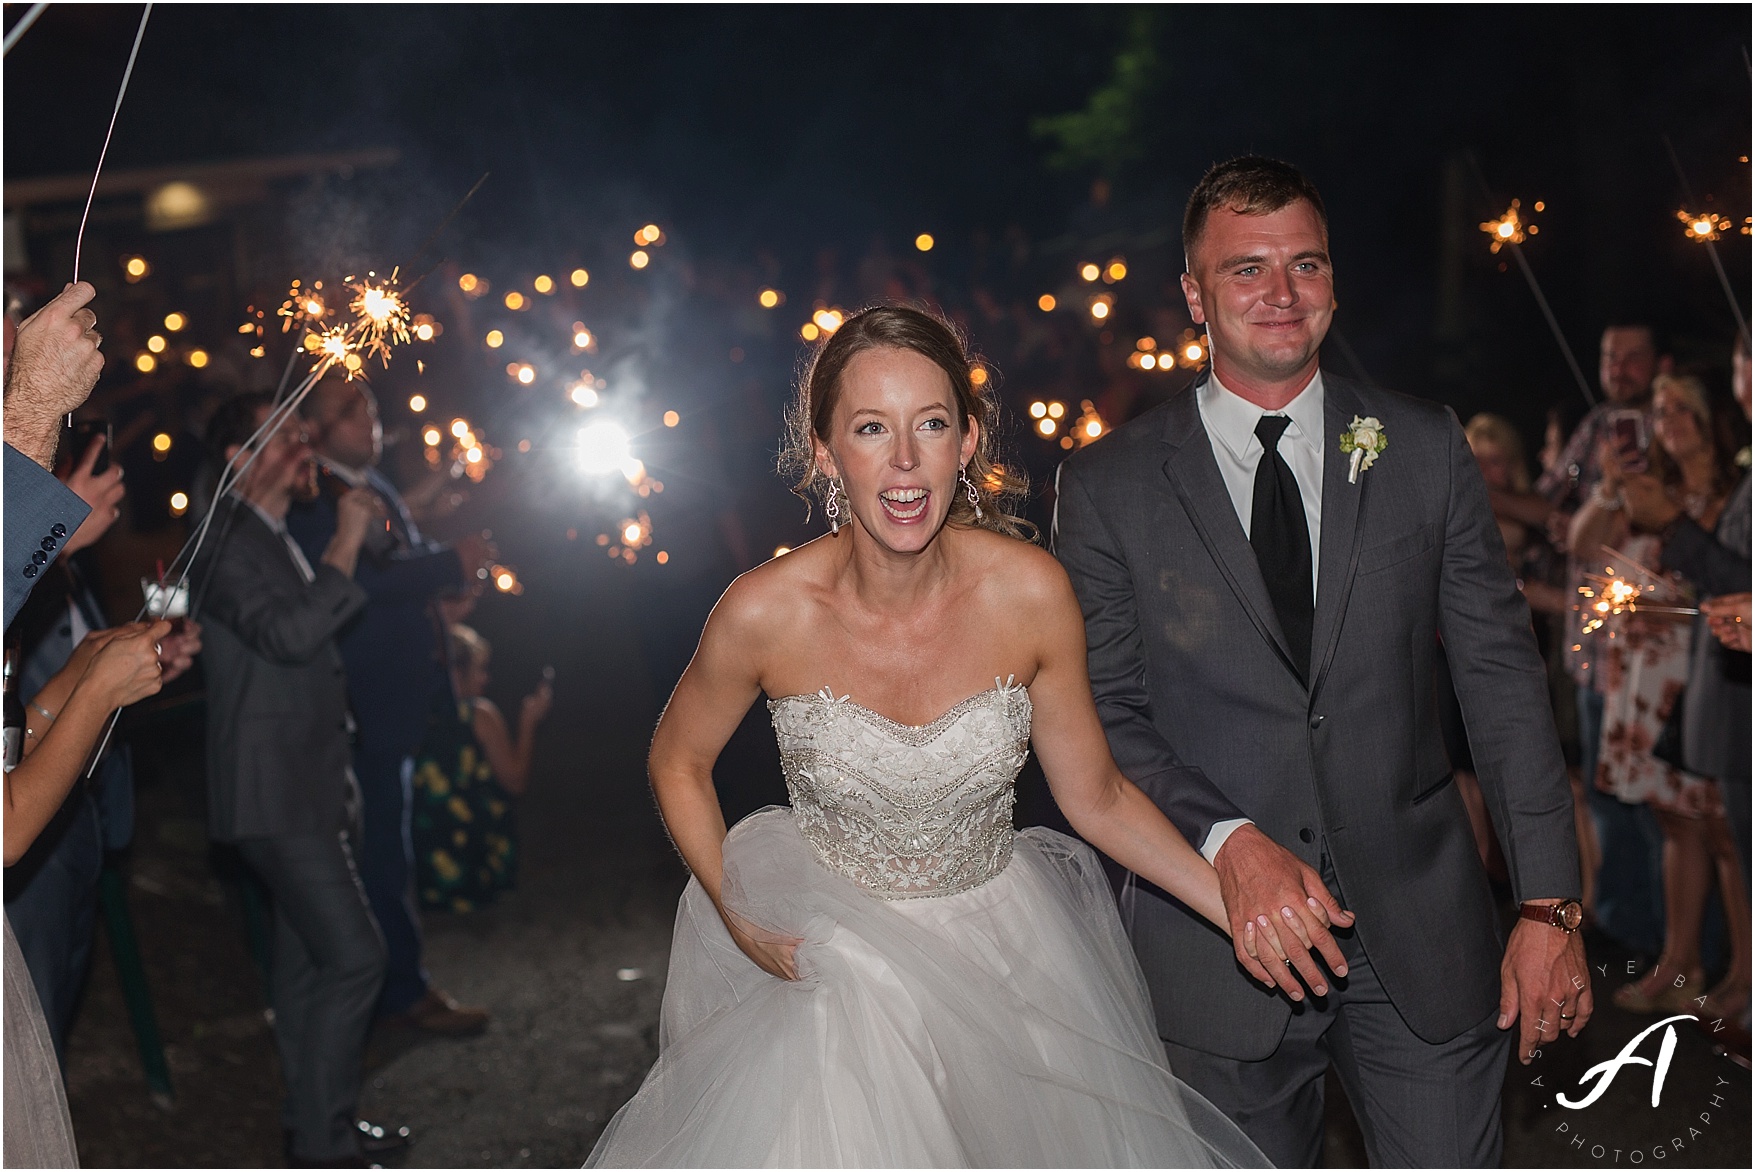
1608,409,1650,475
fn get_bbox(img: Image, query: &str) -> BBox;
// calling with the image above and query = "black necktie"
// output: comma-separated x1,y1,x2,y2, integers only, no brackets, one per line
1251,415,1313,681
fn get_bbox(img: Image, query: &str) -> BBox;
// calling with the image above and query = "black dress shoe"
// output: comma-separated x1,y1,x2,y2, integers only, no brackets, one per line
356,1119,413,1154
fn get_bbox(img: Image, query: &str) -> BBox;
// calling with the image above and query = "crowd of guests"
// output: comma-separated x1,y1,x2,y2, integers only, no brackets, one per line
4,283,553,1166
1466,323,1751,1059
5,277,1752,1166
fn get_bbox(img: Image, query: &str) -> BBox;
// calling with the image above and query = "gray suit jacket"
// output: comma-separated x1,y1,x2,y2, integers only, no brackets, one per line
4,443,90,631
1053,371,1578,1060
193,503,367,842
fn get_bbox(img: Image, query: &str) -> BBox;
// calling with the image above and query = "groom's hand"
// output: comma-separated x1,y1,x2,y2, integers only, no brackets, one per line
1499,906,1592,1064
1214,824,1355,1002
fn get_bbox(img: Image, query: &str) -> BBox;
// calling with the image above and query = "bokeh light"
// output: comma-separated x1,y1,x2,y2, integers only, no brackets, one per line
485,330,504,348
164,312,186,332
409,394,428,413
533,274,555,294
630,249,650,269
915,233,935,252
1038,294,1056,311
570,268,589,287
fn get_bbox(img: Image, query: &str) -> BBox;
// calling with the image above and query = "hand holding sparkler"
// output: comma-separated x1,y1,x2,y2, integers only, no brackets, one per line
1703,593,1752,652
4,283,104,469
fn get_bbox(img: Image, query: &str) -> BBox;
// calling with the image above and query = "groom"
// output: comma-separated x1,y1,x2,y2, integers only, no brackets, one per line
1053,157,1589,1167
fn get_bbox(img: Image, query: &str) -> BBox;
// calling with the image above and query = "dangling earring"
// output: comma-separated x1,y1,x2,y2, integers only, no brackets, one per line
825,477,846,533
960,464,983,523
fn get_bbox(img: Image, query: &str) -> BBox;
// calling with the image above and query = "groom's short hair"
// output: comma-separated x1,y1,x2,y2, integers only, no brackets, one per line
1183,157,1328,268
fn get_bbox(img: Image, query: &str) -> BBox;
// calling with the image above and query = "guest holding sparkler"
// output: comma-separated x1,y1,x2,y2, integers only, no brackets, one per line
1510,323,1669,955
6,432,201,1066
288,375,496,1036
1617,336,1751,1049
1573,371,1747,1022
194,393,411,1168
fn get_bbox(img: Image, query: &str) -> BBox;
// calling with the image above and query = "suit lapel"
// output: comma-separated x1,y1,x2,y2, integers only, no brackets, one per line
1309,374,1370,701
1159,380,1302,683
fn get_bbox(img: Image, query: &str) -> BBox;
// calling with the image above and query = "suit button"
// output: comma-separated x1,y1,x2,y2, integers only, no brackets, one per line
31,550,48,565
50,524,67,538
1299,827,1315,843
1309,715,1324,729
40,536,56,551
23,564,38,578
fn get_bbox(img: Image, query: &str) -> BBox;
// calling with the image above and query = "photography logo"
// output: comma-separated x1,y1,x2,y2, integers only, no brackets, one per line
1533,970,1739,1165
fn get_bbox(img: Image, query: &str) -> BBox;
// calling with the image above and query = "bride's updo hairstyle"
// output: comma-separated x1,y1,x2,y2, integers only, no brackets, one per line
781,304,1033,540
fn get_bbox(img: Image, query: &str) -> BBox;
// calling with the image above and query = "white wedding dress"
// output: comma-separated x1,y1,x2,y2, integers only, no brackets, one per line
587,679,1269,1168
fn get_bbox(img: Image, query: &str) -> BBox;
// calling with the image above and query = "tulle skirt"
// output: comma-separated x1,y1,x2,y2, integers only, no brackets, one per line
586,809,1268,1168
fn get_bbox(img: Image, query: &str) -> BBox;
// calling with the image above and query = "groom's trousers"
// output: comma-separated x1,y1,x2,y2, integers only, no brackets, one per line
238,829,386,1163
1164,865,1508,1167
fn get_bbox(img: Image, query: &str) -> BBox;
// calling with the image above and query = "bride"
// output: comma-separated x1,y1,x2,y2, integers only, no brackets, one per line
588,306,1318,1167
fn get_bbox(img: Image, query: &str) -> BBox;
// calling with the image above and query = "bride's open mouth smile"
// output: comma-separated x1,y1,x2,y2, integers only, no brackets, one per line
878,487,930,523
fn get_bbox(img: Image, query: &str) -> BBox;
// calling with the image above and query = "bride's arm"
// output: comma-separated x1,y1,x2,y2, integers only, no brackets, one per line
1023,558,1345,998
648,576,800,980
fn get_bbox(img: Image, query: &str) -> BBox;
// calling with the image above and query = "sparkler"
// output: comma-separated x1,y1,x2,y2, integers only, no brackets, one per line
347,270,413,367
1576,545,1699,636
1469,158,1596,408
1663,136,1750,345
72,4,152,284
277,280,330,333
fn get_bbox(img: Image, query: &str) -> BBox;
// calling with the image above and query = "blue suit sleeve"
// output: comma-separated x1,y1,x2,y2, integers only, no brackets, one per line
287,494,464,604
4,443,92,631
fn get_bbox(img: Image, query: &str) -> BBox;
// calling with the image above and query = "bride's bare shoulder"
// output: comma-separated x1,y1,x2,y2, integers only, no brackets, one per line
709,536,835,638
964,529,1074,609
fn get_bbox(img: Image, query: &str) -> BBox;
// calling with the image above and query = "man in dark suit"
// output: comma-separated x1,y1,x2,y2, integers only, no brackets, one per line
195,393,399,1167
288,377,493,1033
1054,157,1589,1166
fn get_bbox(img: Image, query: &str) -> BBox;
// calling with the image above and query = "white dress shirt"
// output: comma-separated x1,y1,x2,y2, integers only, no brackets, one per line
238,495,317,584
1192,369,1327,863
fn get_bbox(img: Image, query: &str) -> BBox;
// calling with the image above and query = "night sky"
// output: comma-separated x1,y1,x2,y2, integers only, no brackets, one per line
8,6,1749,381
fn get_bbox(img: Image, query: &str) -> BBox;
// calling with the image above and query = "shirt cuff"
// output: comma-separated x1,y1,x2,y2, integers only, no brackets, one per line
1200,818,1253,864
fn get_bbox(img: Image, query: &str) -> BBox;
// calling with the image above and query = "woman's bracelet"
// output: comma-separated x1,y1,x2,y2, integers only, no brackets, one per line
25,700,56,741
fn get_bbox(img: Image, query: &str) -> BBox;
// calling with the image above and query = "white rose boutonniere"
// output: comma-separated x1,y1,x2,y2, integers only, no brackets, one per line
1339,416,1388,484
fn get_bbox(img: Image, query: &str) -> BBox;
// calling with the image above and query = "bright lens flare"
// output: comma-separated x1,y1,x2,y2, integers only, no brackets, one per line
576,421,639,479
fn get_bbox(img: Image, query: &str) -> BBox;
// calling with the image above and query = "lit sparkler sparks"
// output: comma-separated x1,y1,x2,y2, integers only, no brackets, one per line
1479,200,1540,253
277,279,330,333
1677,209,1738,242
347,270,412,367
1577,546,1699,635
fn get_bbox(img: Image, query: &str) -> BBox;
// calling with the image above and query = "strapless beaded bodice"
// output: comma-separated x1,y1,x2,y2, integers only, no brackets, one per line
767,679,1032,899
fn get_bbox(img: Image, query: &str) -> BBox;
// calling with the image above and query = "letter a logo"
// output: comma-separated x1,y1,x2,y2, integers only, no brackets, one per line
1557,1015,1695,1110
